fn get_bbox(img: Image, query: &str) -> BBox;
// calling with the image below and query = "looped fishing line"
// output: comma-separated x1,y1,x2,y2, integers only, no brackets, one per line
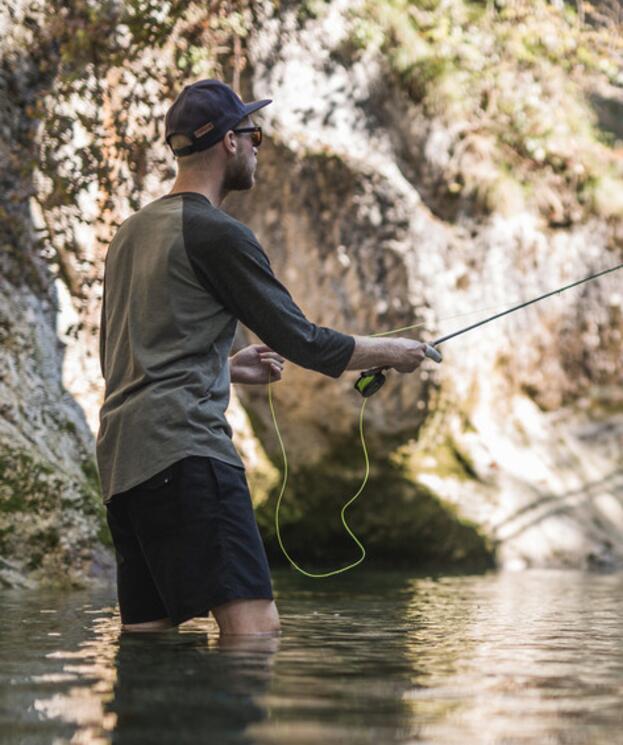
269,379,369,578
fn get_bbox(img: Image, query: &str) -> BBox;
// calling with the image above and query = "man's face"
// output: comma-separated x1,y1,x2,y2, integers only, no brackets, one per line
222,115,257,192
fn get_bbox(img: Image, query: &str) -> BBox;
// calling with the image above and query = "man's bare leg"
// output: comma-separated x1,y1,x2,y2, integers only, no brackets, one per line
211,599,280,637
121,617,178,632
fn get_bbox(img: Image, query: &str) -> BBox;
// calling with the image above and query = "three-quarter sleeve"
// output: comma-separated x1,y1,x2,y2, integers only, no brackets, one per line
184,223,354,378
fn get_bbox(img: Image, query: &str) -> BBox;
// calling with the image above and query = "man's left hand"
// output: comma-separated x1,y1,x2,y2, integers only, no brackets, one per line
229,344,285,385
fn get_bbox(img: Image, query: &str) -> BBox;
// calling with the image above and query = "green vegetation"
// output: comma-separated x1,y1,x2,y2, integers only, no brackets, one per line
347,0,623,222
80,456,112,548
0,443,106,582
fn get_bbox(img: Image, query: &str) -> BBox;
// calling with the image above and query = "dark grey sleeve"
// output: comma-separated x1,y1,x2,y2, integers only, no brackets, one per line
184,224,355,378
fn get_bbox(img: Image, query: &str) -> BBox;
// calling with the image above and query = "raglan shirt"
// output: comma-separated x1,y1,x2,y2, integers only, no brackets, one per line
96,192,355,503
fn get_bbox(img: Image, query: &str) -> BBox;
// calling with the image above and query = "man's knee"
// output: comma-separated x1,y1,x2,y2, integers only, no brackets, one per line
211,598,280,636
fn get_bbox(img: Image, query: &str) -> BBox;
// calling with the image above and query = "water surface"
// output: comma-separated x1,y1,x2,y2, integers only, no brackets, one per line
1,569,622,744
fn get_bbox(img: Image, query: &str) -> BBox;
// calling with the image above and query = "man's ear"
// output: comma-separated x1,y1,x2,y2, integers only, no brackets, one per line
222,130,237,155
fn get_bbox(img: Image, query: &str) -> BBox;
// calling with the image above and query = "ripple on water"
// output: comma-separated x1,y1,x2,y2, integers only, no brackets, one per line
0,569,622,744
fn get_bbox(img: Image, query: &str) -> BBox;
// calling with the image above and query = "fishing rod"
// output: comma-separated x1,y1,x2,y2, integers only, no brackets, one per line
354,261,623,397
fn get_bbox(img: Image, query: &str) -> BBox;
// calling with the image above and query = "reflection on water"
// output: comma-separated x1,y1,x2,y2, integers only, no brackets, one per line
1,569,622,744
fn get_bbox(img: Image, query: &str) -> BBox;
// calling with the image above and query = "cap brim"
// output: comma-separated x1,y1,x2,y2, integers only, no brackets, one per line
243,99,272,117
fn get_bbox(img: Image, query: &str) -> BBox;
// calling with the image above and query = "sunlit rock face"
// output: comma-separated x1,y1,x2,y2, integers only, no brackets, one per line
0,0,106,588
2,0,622,584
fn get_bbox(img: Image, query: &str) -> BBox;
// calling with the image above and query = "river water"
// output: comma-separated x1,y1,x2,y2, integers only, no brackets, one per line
1,568,622,744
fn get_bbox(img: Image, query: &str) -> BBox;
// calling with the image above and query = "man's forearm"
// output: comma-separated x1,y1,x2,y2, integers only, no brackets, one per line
343,335,401,371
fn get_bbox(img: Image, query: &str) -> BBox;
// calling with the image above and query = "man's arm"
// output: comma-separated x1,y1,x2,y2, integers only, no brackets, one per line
184,223,354,378
227,335,428,382
184,218,428,378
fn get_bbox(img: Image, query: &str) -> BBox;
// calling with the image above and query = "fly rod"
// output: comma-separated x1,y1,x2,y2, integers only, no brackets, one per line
355,261,623,396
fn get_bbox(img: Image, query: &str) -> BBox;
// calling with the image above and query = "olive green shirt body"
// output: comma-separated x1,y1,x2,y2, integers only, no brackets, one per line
96,192,355,503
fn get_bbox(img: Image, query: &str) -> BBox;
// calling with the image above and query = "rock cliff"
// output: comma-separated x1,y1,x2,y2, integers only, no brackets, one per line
0,0,106,588
1,0,622,586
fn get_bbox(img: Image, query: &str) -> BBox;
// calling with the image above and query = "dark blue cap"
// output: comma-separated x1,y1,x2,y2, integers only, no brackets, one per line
165,79,272,157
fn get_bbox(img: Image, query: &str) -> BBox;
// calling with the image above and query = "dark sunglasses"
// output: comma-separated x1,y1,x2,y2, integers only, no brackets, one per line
232,126,263,147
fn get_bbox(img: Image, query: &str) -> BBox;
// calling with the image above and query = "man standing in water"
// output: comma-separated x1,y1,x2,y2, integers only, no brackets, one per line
98,79,428,637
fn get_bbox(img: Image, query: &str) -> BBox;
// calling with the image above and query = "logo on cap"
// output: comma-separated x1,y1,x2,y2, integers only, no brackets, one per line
194,121,215,138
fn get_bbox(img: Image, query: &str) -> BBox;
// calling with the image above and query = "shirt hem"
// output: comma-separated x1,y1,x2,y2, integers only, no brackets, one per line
102,447,244,503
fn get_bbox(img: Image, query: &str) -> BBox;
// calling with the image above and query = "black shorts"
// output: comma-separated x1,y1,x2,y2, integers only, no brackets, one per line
105,455,274,626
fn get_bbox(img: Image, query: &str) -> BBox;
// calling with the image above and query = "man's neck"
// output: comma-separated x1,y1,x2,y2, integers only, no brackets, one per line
166,179,227,207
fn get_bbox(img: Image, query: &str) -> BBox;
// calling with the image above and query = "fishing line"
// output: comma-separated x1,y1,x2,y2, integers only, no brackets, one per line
268,261,623,577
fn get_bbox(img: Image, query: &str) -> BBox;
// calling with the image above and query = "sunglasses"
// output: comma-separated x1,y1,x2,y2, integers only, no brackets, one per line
232,126,263,147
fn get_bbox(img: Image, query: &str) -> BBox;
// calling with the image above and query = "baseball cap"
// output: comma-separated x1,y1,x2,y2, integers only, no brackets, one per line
165,79,272,157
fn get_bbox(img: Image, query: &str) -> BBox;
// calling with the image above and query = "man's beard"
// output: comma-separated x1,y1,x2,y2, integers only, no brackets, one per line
222,152,254,192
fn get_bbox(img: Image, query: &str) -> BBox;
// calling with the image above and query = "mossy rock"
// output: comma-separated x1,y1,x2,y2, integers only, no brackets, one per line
0,442,108,585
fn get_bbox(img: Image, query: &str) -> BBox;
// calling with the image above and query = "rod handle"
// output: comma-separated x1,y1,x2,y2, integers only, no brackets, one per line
424,344,442,363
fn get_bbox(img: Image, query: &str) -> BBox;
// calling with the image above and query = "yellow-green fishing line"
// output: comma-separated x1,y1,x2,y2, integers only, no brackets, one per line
269,379,369,578
268,320,427,578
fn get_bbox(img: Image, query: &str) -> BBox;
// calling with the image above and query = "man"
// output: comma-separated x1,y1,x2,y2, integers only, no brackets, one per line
97,79,427,638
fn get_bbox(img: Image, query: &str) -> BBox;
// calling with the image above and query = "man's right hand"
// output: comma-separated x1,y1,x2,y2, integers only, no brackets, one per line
389,338,428,373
